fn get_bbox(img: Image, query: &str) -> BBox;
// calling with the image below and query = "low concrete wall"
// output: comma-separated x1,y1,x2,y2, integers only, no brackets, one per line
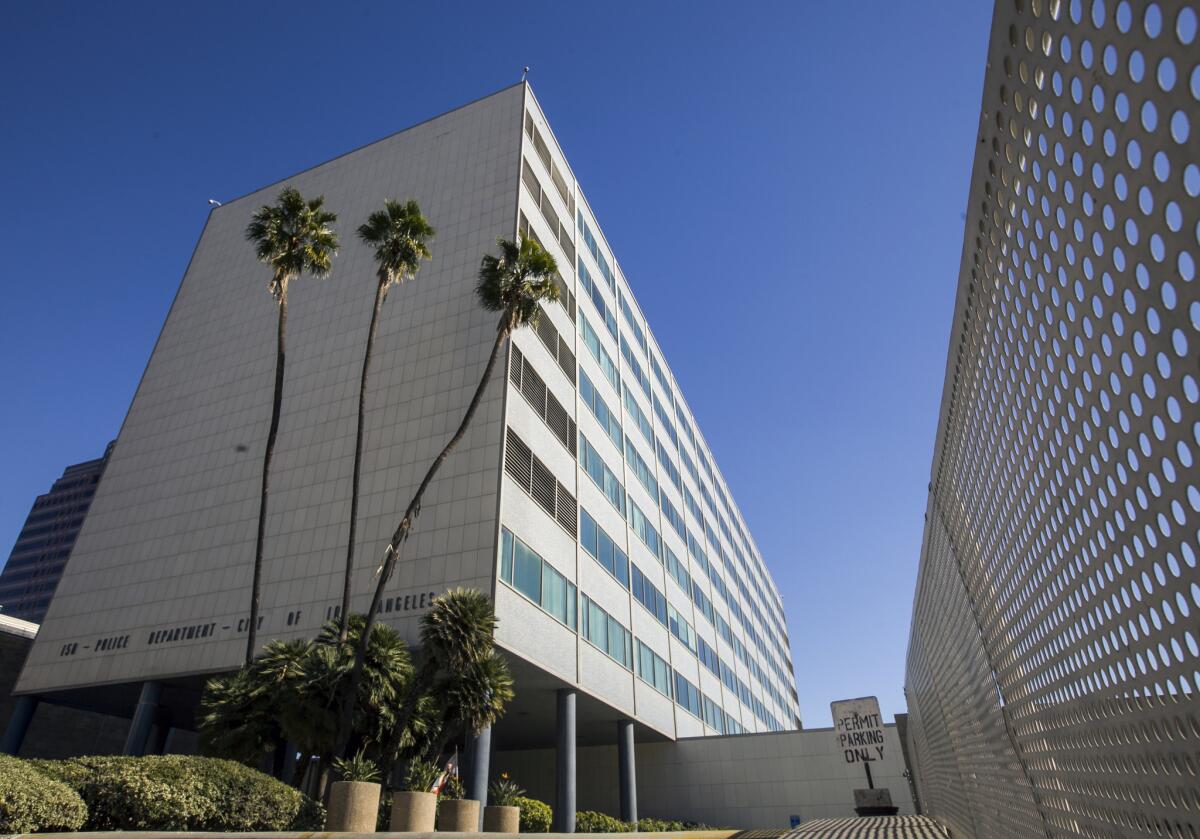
496,725,915,829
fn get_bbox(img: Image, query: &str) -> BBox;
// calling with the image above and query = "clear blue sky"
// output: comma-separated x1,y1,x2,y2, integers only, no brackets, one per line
1,1,992,727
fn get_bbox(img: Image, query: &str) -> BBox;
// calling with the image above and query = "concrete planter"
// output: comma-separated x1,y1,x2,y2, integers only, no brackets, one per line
326,780,381,832
483,804,520,833
437,798,480,832
390,790,438,832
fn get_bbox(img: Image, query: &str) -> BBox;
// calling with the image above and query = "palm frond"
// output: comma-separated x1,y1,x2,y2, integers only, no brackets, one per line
356,198,435,291
244,186,340,299
476,236,559,329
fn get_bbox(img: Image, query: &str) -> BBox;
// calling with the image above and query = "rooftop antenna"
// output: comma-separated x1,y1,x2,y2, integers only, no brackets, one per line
521,66,530,82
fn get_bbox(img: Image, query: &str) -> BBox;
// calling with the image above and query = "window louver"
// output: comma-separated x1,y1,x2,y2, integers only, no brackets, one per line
508,347,576,456
504,427,576,538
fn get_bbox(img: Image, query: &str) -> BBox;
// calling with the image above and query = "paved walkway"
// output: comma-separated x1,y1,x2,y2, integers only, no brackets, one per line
773,816,948,837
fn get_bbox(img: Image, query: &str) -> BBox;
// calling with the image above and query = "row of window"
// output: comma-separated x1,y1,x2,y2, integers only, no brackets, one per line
576,500,782,726
579,368,622,449
571,424,792,719
579,432,626,516
577,210,615,291
572,295,789,670
579,312,620,393
516,256,792,712
580,508,630,588
578,258,618,337
504,515,784,731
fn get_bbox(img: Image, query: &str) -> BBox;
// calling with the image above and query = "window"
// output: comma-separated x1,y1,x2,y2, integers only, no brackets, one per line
652,392,678,448
500,528,577,630
579,507,630,588
620,334,651,397
577,211,615,291
667,603,696,653
720,659,738,693
692,579,714,625
624,437,658,502
675,405,696,447
698,636,720,676
579,312,619,392
682,446,701,492
636,639,672,698
659,492,685,540
673,670,702,717
578,432,626,516
628,500,662,560
579,368,622,449
618,289,647,354
581,595,632,668
631,564,667,625
578,259,617,337
687,530,709,576
665,544,691,592
650,352,672,398
656,438,682,491
703,694,725,733
623,385,653,444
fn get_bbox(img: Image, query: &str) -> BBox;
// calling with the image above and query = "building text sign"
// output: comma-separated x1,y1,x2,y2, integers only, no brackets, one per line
831,696,885,764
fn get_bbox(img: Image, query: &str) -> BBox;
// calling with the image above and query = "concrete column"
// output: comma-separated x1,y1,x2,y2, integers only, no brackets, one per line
146,717,170,755
618,719,637,823
122,681,163,756
554,689,576,832
466,725,492,830
280,741,298,782
1,695,38,755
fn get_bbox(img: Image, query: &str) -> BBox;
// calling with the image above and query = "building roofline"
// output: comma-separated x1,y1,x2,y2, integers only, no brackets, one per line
214,81,527,211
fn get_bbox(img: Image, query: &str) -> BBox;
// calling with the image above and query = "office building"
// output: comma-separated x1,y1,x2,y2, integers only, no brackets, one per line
6,84,802,816
0,443,114,623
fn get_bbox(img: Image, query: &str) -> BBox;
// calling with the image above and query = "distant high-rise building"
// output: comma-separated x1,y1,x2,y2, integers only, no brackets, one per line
0,443,114,622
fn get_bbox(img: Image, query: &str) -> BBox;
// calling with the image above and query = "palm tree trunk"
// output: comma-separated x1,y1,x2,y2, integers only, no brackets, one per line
340,278,388,641
317,754,333,803
335,318,513,757
292,752,313,788
247,288,288,664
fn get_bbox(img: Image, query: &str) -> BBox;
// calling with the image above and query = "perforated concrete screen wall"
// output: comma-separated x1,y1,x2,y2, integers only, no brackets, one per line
904,1,1199,837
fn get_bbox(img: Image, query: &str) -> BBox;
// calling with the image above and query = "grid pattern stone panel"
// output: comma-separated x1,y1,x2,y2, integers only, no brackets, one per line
905,1,1199,837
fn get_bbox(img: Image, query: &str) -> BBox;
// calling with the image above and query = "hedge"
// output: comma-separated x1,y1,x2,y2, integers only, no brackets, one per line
29,755,323,831
575,810,634,832
0,754,88,834
514,795,552,832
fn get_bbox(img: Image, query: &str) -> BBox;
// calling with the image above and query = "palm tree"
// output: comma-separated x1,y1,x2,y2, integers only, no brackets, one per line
339,200,434,642
335,237,558,755
421,648,514,762
243,187,339,664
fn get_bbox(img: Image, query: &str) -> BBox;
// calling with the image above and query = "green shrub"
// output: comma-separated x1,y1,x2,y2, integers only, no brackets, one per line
0,754,87,834
514,795,551,832
575,810,634,832
637,817,688,831
30,755,323,831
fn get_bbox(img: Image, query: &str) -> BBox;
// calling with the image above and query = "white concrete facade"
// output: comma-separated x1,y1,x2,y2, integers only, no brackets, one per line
14,84,800,745
496,725,916,828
